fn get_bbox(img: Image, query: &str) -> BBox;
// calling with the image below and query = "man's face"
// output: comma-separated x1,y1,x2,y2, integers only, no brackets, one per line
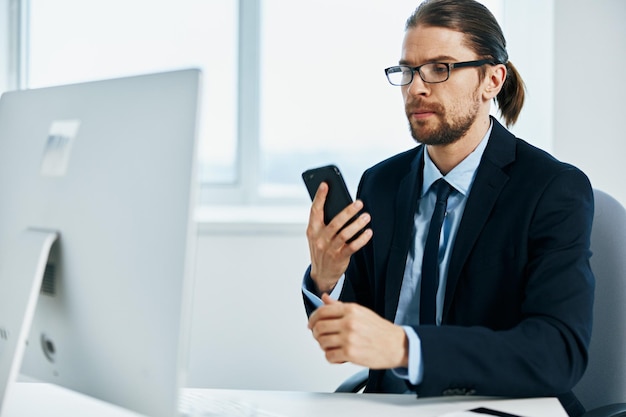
400,25,487,146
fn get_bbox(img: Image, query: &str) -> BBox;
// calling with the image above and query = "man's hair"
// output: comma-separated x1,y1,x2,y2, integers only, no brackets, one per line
406,0,525,126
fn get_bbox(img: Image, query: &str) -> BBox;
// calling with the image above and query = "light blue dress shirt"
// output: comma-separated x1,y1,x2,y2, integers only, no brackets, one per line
303,123,492,386
393,124,491,384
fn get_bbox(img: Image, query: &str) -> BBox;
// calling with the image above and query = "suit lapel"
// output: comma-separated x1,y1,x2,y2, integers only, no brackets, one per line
443,120,516,320
384,147,424,321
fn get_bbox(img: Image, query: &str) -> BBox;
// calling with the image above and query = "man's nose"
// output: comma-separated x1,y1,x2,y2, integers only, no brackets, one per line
405,73,430,96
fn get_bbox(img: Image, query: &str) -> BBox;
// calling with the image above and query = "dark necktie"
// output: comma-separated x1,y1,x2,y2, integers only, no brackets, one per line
420,179,453,325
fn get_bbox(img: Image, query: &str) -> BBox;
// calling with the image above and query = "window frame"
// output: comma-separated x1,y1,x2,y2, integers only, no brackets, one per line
1,0,28,92
201,0,264,206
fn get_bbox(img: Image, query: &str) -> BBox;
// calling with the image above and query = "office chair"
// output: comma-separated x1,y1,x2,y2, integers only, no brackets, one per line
335,189,626,417
335,368,368,393
575,189,626,417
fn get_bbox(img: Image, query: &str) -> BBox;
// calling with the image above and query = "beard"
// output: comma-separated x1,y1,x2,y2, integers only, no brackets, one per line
406,94,480,146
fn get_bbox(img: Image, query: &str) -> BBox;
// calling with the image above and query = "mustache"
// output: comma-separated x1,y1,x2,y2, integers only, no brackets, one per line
405,99,444,114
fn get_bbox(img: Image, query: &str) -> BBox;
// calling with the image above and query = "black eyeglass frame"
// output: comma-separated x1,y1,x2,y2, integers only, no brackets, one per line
384,59,498,85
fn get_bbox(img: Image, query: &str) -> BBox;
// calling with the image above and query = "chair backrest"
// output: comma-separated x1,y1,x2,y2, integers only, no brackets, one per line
572,189,626,410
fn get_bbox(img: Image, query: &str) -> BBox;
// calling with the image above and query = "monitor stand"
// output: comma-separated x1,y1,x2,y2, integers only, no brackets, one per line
0,229,58,416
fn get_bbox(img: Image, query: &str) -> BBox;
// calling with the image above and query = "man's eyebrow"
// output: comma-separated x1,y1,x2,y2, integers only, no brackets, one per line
398,55,459,66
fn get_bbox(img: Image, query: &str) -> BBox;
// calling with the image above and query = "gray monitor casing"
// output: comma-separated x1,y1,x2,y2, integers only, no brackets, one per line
0,69,201,417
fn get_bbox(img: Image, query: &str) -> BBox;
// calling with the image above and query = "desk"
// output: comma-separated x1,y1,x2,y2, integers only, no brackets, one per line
2,382,568,417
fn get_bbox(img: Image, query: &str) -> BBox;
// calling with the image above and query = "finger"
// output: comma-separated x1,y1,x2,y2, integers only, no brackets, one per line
308,301,344,329
321,293,338,305
316,334,352,365
310,182,329,224
339,228,373,256
324,348,348,364
326,200,364,237
310,318,341,341
336,212,372,246
316,333,343,351
310,296,341,337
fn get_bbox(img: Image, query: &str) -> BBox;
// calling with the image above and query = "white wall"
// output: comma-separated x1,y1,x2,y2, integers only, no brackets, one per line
187,218,363,391
552,0,626,206
503,0,555,153
186,0,626,392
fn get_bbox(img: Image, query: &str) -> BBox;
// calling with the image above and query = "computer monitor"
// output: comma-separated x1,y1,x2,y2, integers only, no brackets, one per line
0,69,201,417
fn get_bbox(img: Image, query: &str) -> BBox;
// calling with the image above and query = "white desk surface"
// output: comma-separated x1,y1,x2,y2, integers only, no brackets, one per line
3,382,568,417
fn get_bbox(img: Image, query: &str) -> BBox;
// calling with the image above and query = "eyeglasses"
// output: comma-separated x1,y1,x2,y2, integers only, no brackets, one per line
384,59,496,86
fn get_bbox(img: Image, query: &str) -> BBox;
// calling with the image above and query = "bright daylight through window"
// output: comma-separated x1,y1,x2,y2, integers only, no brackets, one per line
25,0,502,206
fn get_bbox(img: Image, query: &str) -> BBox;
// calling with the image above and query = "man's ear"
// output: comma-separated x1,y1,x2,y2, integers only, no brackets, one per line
483,63,507,101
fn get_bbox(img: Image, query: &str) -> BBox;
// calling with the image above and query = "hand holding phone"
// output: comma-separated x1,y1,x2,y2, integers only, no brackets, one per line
302,165,371,294
302,164,366,242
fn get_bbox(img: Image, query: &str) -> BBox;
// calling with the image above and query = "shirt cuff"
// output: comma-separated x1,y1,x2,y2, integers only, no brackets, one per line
391,326,423,386
302,269,345,309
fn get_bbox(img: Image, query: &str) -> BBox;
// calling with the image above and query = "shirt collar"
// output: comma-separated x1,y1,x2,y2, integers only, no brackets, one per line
422,121,493,197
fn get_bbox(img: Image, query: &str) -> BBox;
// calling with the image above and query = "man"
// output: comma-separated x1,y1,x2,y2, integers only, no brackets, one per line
302,1,594,416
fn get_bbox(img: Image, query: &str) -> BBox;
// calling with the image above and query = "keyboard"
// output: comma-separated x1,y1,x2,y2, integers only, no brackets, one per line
179,390,286,417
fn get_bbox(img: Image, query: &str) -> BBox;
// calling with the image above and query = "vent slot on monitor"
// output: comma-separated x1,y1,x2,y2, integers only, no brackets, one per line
40,241,59,296
41,263,56,295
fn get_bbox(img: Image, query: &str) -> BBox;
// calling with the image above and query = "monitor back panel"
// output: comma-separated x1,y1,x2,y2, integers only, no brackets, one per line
0,69,201,417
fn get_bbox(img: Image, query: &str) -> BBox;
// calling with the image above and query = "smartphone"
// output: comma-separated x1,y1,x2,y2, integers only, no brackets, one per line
302,165,365,241
302,165,354,224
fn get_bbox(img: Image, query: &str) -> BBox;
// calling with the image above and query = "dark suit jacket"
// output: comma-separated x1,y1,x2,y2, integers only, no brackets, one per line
304,118,594,417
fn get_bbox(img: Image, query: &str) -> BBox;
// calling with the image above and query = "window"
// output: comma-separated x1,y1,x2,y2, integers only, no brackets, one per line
259,0,502,201
13,0,506,207
259,0,419,200
27,0,239,189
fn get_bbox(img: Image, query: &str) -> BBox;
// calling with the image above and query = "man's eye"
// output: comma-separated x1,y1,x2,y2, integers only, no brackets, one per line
431,64,448,73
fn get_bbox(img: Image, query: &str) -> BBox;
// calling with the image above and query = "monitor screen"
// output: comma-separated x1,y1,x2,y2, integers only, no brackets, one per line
0,69,201,417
